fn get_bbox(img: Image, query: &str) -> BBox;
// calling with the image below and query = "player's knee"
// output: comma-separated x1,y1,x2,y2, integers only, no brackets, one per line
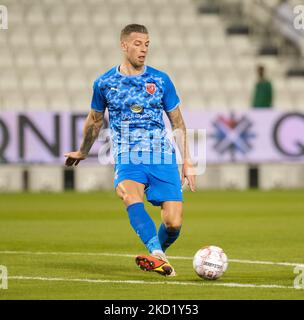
121,192,143,207
163,212,183,229
165,221,182,230
162,208,183,229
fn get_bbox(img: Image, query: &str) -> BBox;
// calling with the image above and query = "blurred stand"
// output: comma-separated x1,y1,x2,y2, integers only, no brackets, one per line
0,0,304,192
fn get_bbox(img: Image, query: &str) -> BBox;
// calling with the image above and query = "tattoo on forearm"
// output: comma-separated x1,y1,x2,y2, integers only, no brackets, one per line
80,111,103,156
168,108,186,132
167,107,189,160
80,125,95,155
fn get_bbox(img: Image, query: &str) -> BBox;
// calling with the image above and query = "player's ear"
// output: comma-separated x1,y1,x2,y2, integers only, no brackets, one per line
120,40,128,52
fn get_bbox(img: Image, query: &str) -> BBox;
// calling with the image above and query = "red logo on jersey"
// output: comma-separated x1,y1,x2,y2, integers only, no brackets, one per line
146,83,156,95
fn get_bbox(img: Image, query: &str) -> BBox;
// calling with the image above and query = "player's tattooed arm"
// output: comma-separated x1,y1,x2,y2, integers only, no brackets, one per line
64,110,104,166
166,107,188,160
79,110,104,156
166,107,196,192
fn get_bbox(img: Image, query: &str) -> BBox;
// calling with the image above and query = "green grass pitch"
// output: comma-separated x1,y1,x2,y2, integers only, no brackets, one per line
0,190,304,300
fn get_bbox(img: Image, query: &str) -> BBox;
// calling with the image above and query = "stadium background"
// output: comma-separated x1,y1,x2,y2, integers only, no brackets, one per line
0,0,304,300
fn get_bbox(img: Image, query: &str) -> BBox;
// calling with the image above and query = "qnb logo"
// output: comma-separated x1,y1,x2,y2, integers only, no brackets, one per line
0,5,8,30
294,5,304,30
210,113,256,160
273,113,304,157
0,265,8,290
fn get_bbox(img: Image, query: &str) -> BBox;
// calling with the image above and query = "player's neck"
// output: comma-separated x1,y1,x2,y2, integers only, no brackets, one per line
119,61,145,76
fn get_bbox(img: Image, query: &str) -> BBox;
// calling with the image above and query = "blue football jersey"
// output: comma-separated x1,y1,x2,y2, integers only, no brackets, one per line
91,65,180,162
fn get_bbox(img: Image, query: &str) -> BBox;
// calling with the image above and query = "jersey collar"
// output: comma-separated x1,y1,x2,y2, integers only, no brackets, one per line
116,65,147,78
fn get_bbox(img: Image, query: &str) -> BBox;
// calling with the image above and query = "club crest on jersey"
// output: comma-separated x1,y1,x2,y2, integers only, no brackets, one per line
146,83,156,95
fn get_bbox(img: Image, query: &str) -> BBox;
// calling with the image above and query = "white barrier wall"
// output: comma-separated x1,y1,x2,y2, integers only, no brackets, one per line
0,164,303,192
74,165,114,191
259,164,304,190
0,165,23,192
28,166,64,192
196,164,249,190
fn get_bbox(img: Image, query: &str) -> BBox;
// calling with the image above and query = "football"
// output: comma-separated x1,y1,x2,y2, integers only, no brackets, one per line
193,246,228,280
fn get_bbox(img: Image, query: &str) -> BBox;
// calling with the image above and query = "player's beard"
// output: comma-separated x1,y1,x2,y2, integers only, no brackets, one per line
129,57,145,69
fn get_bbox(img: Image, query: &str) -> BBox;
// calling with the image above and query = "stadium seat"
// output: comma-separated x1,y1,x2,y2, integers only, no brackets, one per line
148,52,169,70
91,10,112,27
0,47,13,67
226,91,251,111
227,36,253,56
8,27,30,48
59,50,81,69
199,71,221,94
0,30,8,47
155,11,176,27
6,6,24,26
82,49,104,69
113,11,134,26
37,51,58,69
275,91,296,111
25,5,45,26
286,78,304,95
293,92,304,111
47,6,68,26
206,94,229,111
1,92,25,111
48,91,71,111
20,71,43,91
70,91,92,111
14,49,36,69
132,12,155,26
182,93,205,110
69,8,90,27
25,91,48,111
43,70,66,91
220,73,244,95
169,51,192,70
31,27,53,49
0,68,19,91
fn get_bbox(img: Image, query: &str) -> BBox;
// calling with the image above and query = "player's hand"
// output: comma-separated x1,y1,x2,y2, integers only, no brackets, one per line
64,151,86,167
182,159,196,192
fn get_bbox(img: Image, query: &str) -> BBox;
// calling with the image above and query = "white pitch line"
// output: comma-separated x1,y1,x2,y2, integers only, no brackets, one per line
9,275,295,290
0,250,303,268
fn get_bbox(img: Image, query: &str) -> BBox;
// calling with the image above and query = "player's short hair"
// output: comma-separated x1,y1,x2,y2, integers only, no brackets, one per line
120,24,149,40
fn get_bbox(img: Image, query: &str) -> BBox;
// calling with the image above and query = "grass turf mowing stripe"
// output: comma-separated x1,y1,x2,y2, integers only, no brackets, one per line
9,275,296,290
1,250,303,267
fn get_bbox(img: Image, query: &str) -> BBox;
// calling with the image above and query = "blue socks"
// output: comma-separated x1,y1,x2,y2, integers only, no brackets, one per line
158,223,181,252
127,202,181,253
127,202,163,253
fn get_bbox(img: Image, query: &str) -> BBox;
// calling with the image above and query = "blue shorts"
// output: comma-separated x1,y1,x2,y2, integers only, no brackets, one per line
114,157,183,207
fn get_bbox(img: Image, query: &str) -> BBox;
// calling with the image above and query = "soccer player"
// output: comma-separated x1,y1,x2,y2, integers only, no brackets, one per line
65,24,196,276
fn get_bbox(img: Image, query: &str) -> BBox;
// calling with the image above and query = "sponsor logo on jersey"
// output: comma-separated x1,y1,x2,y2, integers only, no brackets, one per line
130,104,143,113
146,83,156,95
